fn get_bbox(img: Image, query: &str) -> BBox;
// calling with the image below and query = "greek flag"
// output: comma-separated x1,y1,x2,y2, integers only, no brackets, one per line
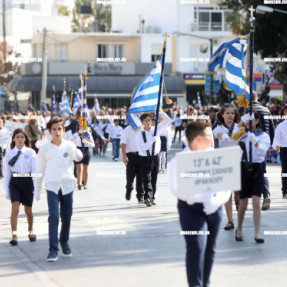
126,56,163,130
60,91,71,118
80,74,88,130
52,93,59,116
208,37,250,100
73,94,80,113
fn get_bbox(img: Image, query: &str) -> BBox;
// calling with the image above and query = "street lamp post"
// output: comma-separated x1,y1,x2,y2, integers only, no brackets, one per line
256,5,287,15
174,31,214,104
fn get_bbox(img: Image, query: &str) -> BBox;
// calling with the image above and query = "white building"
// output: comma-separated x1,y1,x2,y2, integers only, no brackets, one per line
0,0,74,63
112,0,234,104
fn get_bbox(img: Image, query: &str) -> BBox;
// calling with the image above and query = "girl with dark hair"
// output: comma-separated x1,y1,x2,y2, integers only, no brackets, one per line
213,103,240,231
272,104,287,198
234,111,270,243
72,123,95,190
3,128,38,246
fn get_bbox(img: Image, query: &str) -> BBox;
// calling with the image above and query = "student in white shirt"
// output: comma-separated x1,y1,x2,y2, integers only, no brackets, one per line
234,111,270,244
109,120,123,161
35,117,83,262
213,103,241,231
4,128,37,246
272,105,287,198
136,111,171,206
0,118,10,178
72,123,95,190
170,121,231,287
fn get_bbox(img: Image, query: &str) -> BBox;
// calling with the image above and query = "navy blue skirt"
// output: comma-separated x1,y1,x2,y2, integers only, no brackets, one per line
9,176,34,207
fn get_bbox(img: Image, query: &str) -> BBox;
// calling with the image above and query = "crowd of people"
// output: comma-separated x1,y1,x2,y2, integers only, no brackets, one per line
1,95,286,286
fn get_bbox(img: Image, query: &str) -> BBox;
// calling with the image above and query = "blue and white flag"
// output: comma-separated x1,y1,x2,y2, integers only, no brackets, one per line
208,37,250,102
126,57,163,130
73,94,80,113
60,90,71,118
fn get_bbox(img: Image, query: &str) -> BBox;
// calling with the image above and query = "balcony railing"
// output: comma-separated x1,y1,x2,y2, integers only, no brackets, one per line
191,22,231,32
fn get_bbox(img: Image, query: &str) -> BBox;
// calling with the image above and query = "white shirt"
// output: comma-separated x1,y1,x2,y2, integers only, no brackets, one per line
91,123,103,137
4,146,37,194
213,123,239,147
36,139,83,195
173,116,182,127
170,146,231,215
120,125,138,153
136,113,171,156
109,125,123,139
158,125,172,151
233,126,271,163
272,120,287,149
72,132,95,148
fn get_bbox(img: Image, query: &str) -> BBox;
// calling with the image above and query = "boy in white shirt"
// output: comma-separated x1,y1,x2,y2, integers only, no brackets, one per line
35,117,83,262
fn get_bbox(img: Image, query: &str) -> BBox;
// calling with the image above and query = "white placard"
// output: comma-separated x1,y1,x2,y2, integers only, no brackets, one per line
0,131,10,146
4,120,26,133
176,146,241,197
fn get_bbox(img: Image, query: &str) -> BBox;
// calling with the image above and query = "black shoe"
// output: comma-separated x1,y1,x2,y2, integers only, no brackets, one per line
235,229,243,242
125,192,131,201
78,184,82,190
224,221,234,231
138,197,144,203
28,234,37,242
255,238,264,244
10,239,18,246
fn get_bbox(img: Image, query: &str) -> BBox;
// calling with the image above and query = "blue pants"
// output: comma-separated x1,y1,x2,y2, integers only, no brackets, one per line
112,138,120,158
47,190,73,251
177,200,222,287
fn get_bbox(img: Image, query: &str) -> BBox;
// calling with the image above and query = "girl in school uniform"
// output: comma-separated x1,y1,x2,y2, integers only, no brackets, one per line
4,128,38,246
213,103,241,231
72,124,95,190
272,104,287,198
234,111,270,243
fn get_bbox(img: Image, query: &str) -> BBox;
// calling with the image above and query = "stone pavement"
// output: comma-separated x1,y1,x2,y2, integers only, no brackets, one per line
0,143,286,287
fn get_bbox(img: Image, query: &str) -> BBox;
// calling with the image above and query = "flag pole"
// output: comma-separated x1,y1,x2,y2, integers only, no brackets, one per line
248,6,255,171
151,32,169,169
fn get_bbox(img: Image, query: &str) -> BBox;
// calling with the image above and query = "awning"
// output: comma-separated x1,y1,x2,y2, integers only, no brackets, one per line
7,76,186,94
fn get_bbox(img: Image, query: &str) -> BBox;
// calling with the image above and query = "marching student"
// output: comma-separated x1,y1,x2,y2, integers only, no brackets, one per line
35,117,83,262
172,112,182,143
72,124,95,190
109,120,123,161
272,104,287,198
4,128,37,246
234,111,270,243
136,111,171,206
170,121,231,287
121,124,144,203
0,118,10,178
213,103,241,231
158,114,172,173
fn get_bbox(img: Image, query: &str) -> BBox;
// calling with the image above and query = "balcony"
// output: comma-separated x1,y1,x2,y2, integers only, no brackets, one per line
191,22,231,32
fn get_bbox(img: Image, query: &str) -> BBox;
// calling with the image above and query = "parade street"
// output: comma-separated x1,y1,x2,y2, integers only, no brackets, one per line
0,143,286,287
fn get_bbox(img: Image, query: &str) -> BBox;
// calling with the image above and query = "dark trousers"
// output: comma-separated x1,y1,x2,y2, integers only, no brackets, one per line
262,161,270,198
47,190,73,251
280,148,287,194
126,153,144,200
177,200,222,287
173,126,182,142
139,154,159,200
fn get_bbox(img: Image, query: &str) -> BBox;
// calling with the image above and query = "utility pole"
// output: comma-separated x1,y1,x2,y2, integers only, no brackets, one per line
2,0,6,62
40,27,48,111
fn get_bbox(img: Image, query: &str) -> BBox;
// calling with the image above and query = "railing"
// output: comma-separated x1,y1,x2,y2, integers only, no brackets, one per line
191,22,231,32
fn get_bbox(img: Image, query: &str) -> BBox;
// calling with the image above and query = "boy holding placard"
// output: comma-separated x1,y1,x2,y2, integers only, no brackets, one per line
170,121,231,287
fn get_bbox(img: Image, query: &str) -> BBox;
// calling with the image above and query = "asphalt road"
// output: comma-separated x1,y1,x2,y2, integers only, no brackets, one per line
0,142,286,287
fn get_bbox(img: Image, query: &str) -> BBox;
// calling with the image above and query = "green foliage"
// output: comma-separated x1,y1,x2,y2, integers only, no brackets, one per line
72,0,111,33
58,5,70,16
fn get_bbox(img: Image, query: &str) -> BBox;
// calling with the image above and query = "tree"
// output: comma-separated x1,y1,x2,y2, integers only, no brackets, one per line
221,0,287,104
72,0,111,33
